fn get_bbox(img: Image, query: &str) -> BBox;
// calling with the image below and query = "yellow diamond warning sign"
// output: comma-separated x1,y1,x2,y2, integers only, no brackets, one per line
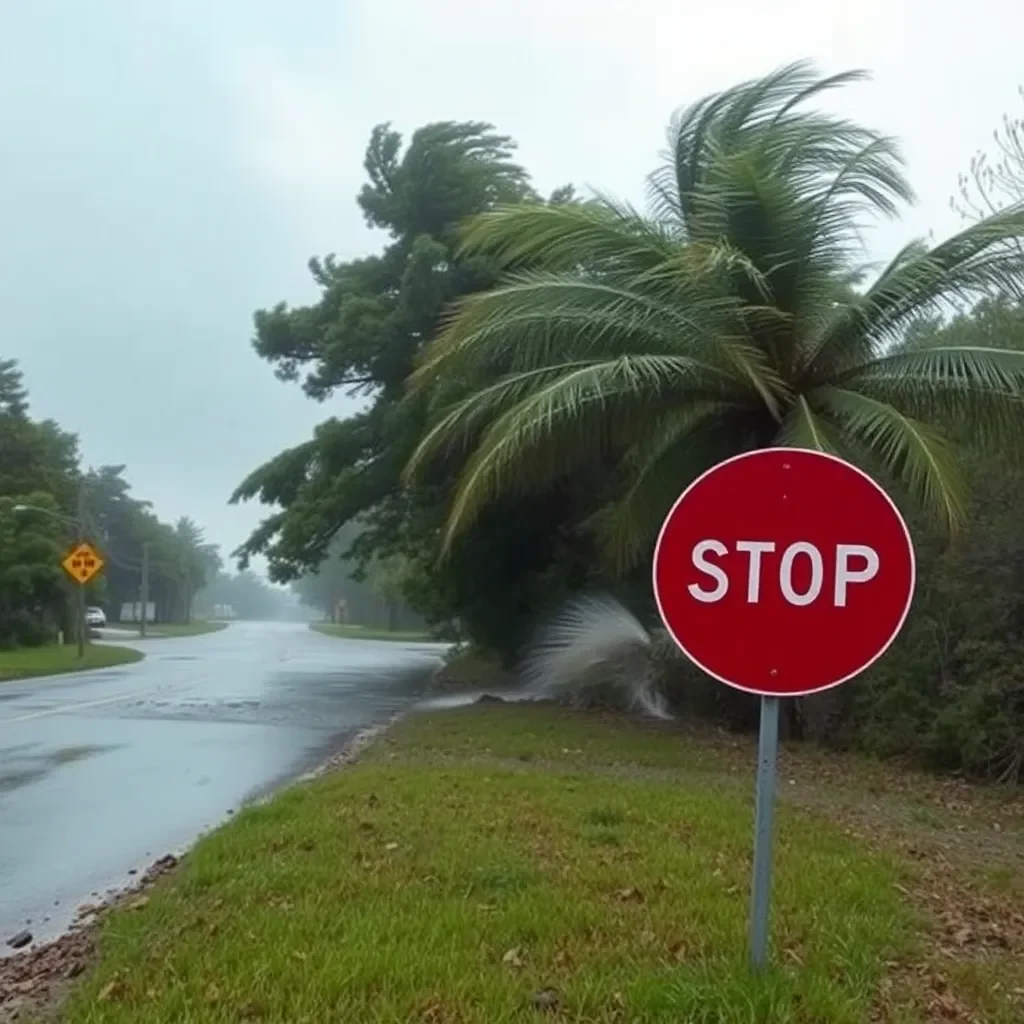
62,542,105,585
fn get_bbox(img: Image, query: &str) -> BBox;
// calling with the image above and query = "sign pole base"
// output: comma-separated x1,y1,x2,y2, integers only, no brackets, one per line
749,695,780,970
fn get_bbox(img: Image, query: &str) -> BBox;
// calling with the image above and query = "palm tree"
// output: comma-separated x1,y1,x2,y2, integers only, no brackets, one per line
407,63,1024,570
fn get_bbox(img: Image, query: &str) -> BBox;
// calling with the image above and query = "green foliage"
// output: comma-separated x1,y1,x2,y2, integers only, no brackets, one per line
849,386,1024,781
233,120,595,649
233,121,536,577
409,63,1024,571
0,359,79,645
0,493,66,647
0,359,79,507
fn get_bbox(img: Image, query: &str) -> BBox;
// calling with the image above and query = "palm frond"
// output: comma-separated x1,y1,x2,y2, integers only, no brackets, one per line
411,271,770,396
649,62,832,231
772,68,869,121
458,200,677,273
814,386,968,530
404,361,599,482
836,344,1024,450
809,135,911,233
809,208,1024,377
773,394,843,452
440,357,741,548
592,403,750,571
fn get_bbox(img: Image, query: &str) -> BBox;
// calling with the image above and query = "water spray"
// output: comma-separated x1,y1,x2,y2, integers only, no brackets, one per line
520,593,671,719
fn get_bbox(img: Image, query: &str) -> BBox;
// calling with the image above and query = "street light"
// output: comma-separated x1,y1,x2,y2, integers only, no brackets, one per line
11,503,81,527
12,502,89,657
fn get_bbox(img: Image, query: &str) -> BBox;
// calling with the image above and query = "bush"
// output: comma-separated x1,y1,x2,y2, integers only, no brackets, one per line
0,609,53,649
926,639,1024,782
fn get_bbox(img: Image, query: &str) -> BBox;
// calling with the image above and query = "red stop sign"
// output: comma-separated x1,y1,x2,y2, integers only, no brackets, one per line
653,449,915,697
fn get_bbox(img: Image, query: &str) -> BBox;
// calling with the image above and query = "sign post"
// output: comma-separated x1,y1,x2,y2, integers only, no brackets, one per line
749,695,779,968
652,449,915,969
61,542,106,657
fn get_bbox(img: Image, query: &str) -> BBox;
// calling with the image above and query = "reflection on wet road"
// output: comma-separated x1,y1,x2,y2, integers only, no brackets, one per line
0,622,444,941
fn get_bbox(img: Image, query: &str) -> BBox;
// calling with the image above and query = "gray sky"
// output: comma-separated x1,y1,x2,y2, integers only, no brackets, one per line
3,0,1022,566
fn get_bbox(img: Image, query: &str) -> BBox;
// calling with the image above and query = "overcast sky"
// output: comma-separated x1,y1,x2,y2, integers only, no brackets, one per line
2,0,1022,568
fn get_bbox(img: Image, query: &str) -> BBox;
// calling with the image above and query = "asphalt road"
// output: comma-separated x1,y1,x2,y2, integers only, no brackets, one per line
0,622,445,945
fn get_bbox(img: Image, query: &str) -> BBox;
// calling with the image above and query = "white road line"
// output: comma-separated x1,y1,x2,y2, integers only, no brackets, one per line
0,692,144,725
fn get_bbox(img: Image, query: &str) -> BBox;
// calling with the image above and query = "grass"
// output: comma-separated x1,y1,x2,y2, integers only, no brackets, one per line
0,642,142,681
62,703,1021,1024
310,621,433,642
431,644,516,692
111,621,228,638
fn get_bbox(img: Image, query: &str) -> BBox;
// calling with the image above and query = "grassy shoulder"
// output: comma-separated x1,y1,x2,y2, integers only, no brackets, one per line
111,621,228,639
61,704,1024,1023
0,642,143,681
310,621,433,642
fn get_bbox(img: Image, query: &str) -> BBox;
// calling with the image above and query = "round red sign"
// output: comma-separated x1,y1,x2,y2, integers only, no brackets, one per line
652,449,915,697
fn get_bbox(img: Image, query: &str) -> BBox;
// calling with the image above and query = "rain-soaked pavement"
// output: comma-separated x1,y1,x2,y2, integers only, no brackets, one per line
0,621,445,944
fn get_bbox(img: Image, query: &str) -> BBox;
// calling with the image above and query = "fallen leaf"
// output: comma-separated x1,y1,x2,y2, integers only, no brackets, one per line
668,939,688,962
385,842,399,851
502,947,525,968
615,887,645,903
127,896,150,911
98,979,124,1002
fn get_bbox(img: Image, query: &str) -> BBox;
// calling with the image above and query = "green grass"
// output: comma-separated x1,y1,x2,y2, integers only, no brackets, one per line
0,642,143,681
310,621,433,642
112,621,228,638
64,705,928,1023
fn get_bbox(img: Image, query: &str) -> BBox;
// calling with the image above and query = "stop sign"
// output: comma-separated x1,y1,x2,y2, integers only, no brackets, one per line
653,449,915,697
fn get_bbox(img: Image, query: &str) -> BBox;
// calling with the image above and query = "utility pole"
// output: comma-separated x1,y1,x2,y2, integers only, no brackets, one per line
76,482,86,658
140,542,150,638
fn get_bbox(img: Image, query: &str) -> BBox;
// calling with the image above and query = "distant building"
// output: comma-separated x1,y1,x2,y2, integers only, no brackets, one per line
120,601,155,623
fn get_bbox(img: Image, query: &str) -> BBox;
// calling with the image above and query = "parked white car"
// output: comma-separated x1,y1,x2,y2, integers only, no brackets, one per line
86,606,107,628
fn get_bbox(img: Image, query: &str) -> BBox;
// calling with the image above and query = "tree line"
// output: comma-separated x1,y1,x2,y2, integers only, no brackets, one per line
290,522,425,631
234,63,1024,781
0,359,224,644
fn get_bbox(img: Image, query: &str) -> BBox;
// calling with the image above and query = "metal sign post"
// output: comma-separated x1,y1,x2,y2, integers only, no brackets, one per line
749,695,780,969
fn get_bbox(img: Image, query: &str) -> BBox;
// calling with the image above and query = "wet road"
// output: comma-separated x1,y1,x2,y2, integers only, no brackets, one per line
0,622,444,943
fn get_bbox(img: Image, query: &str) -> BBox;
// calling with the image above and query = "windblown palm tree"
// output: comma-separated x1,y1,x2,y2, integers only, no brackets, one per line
407,63,1024,569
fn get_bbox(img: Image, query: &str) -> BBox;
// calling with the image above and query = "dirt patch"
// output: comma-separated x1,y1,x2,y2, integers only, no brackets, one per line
0,855,179,1023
